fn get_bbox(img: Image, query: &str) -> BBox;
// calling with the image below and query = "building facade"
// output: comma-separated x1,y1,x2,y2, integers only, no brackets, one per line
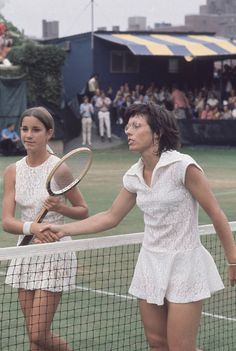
128,17,147,31
42,31,236,103
42,20,59,39
185,0,236,38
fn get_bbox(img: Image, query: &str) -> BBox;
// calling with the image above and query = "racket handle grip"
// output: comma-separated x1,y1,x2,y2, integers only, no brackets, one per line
19,234,34,246
19,208,49,246
35,208,49,223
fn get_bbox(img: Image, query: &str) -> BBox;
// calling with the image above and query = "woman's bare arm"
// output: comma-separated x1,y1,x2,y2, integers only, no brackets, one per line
42,187,137,238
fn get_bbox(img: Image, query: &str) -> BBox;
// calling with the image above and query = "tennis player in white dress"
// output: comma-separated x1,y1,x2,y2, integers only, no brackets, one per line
2,106,89,351
5,154,77,292
42,103,236,351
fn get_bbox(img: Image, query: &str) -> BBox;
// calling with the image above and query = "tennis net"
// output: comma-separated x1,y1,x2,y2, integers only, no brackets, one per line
0,222,236,351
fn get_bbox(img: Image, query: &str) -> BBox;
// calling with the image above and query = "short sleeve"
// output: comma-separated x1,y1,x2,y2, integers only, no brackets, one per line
123,173,137,194
178,155,203,185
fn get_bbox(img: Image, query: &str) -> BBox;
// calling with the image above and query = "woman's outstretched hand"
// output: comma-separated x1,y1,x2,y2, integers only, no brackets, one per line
40,224,66,240
31,222,60,243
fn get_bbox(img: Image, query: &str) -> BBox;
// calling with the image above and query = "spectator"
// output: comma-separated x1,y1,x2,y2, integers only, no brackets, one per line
122,95,133,126
211,106,221,120
95,90,112,142
0,122,22,156
227,89,236,110
87,73,99,100
133,94,144,105
194,91,206,118
106,86,114,100
231,101,236,118
200,104,214,120
123,82,131,98
206,92,219,109
157,86,171,106
91,88,101,134
171,84,191,119
221,102,232,119
113,93,125,126
80,96,94,146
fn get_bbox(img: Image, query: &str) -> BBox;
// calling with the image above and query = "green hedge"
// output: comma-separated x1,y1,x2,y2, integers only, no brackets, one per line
7,42,66,107
0,65,24,78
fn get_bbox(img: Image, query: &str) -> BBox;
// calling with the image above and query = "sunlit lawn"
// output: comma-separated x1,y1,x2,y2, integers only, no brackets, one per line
0,144,236,247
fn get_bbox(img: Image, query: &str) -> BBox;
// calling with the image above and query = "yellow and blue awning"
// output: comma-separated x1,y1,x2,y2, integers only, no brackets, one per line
95,33,236,58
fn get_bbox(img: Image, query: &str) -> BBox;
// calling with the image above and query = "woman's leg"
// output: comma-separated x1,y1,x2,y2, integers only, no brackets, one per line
138,298,203,351
31,289,73,351
138,298,169,351
18,288,43,351
19,288,73,351
167,300,203,351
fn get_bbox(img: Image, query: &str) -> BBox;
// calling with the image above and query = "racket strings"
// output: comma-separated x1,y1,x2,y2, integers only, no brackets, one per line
48,149,92,195
19,148,92,246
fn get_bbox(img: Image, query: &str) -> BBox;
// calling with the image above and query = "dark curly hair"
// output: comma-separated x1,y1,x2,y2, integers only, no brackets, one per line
124,103,180,155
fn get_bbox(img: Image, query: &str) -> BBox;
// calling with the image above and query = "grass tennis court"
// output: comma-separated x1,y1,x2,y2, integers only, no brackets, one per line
1,144,236,245
0,144,236,350
0,229,235,350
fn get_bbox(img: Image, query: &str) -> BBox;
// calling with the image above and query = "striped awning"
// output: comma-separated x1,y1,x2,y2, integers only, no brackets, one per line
95,33,236,59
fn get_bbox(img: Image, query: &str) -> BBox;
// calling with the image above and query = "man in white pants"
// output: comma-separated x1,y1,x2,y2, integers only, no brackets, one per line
95,91,112,142
80,96,94,146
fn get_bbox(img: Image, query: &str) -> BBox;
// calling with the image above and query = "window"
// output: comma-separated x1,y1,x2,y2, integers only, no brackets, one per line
125,52,139,73
110,51,139,73
168,58,179,73
111,51,123,72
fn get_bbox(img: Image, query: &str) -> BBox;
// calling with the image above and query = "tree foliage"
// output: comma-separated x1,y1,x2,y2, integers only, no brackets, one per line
8,42,66,107
0,14,24,46
1,15,66,107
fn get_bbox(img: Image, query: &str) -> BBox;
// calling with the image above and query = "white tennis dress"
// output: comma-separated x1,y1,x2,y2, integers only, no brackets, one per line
123,150,224,305
5,155,77,292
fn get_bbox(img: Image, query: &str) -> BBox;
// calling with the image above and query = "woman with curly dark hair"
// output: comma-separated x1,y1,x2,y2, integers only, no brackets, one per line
43,103,236,351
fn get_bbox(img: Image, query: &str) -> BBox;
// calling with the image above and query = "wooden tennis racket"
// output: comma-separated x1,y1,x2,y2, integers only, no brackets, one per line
19,147,93,245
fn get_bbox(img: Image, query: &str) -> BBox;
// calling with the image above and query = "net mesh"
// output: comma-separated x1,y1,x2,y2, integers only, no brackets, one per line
0,223,236,351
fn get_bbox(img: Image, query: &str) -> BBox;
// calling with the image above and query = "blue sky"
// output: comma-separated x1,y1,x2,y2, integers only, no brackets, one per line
1,0,205,38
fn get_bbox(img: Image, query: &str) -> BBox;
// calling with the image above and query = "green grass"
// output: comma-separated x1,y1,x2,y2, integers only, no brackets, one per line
1,236,235,350
0,145,236,350
1,144,236,246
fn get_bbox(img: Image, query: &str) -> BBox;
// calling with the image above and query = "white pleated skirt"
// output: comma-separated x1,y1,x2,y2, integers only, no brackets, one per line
5,237,77,292
129,245,224,305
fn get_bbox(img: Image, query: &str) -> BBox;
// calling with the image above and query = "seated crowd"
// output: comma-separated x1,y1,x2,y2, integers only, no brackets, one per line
0,122,25,156
85,82,236,129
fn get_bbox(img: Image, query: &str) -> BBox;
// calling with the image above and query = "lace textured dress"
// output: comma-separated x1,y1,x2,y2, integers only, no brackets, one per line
123,150,224,305
5,155,77,292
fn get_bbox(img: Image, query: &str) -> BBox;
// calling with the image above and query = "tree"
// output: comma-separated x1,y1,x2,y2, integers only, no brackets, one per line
8,42,66,107
0,14,24,46
0,15,66,107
